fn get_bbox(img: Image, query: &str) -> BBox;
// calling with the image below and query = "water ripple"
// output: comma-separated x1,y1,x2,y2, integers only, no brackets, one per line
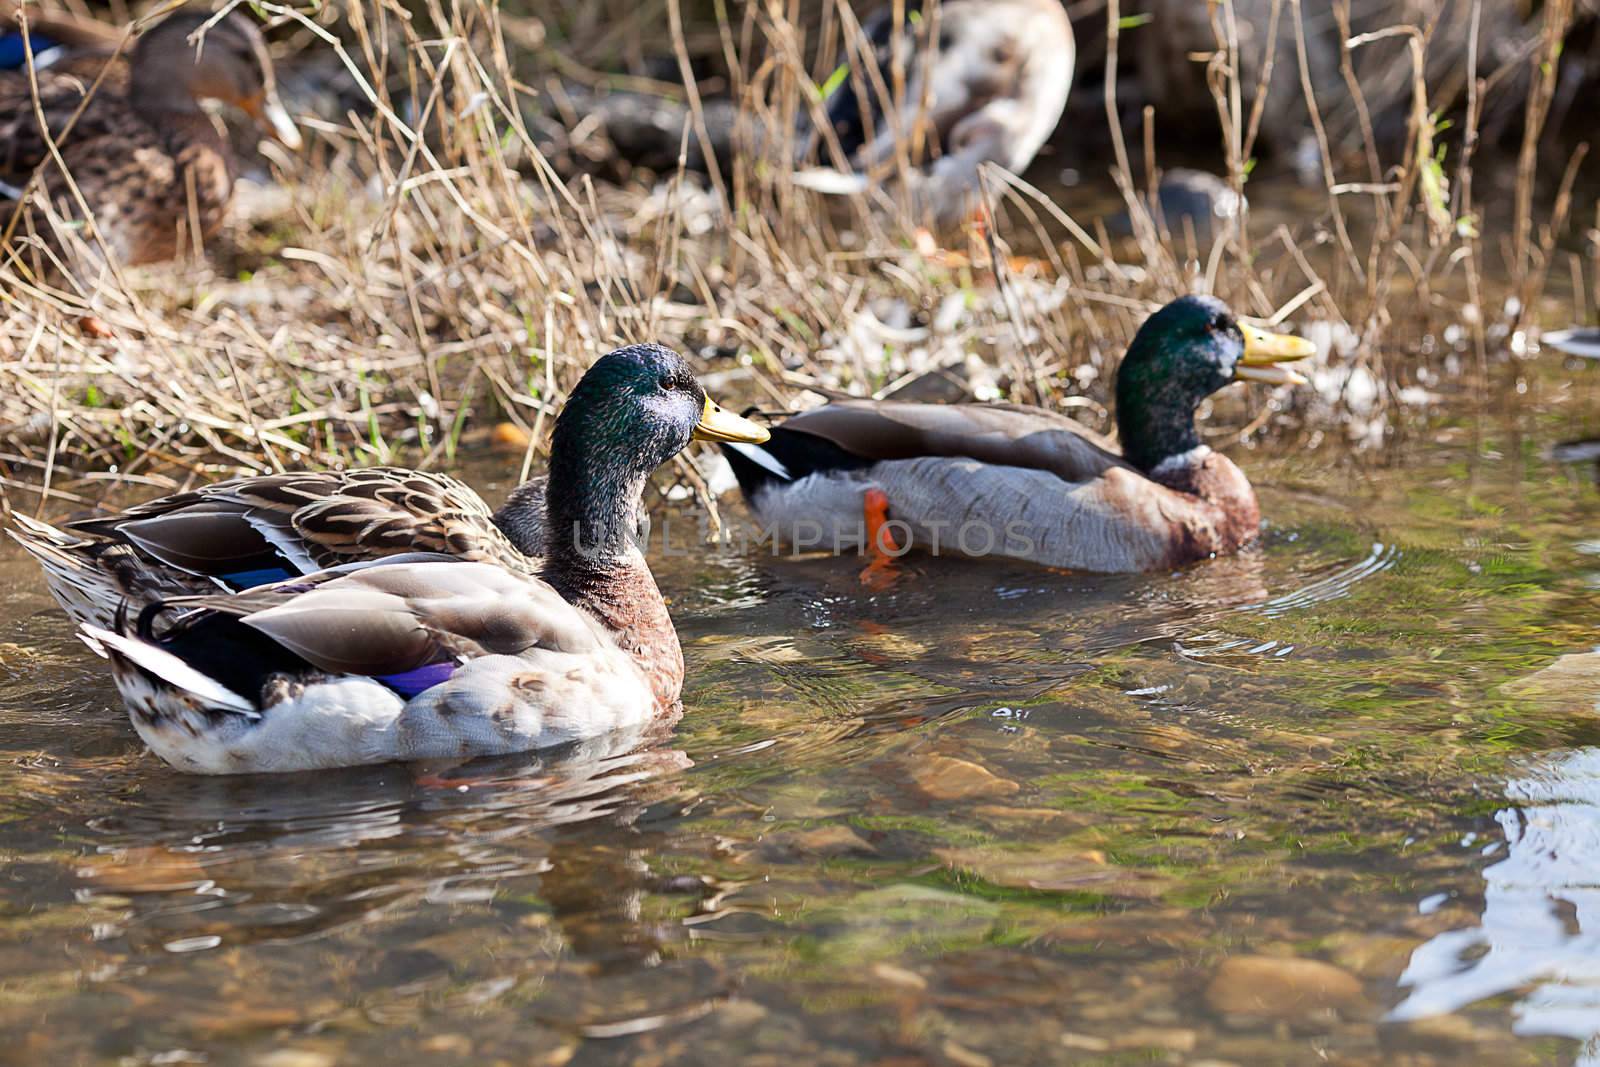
1249,542,1402,618
1390,747,1600,1059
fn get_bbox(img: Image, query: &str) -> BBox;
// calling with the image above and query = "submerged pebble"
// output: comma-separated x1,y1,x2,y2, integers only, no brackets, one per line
1205,955,1367,1019
902,755,1020,801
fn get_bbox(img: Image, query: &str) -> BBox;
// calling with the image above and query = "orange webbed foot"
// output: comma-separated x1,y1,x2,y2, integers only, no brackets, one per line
859,487,902,590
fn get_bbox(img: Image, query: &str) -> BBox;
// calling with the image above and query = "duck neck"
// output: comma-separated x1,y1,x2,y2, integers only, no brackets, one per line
543,438,651,570
1115,393,1204,476
541,435,683,708
1118,388,1260,548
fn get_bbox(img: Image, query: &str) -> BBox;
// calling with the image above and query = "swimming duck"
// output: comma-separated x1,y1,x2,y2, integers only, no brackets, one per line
721,296,1314,574
792,0,1073,229
10,468,560,632
0,6,300,268
40,344,768,774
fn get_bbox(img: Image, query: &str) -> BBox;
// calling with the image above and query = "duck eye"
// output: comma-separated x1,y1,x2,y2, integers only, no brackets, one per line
657,374,675,392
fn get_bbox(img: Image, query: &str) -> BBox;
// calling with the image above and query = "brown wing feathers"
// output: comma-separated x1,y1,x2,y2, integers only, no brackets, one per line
68,469,531,581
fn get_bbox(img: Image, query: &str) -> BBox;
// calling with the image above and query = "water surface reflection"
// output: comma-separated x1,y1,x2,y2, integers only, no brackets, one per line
1393,742,1600,1064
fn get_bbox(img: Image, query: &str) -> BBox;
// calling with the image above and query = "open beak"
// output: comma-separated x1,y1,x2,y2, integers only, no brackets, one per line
693,396,770,444
1234,322,1315,386
242,89,303,151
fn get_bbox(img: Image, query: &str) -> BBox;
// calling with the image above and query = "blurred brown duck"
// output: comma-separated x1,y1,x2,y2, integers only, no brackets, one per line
792,0,1074,229
0,5,300,267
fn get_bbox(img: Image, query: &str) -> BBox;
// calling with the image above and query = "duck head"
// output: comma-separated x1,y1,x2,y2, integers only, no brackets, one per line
129,9,300,149
545,343,768,566
1114,295,1313,472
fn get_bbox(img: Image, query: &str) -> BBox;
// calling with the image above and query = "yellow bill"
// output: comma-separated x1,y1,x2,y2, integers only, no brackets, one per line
1235,322,1315,386
693,396,770,444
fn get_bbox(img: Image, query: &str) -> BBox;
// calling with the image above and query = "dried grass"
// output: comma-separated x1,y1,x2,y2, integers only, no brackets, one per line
0,0,1593,515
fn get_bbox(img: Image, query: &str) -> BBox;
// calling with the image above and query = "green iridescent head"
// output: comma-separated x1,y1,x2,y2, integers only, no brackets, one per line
544,344,767,569
1114,296,1313,472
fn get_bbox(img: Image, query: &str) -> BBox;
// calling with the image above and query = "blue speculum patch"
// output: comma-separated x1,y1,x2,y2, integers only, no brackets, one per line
221,567,296,589
375,662,458,698
0,33,59,69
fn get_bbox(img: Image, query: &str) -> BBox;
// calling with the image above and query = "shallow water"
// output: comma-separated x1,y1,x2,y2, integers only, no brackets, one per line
5,367,1600,1065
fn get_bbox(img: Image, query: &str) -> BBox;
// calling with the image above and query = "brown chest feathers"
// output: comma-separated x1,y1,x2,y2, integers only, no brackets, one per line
1144,450,1262,567
557,553,685,711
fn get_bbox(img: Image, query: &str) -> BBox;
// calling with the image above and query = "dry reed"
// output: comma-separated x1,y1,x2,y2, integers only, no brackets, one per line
0,0,1591,516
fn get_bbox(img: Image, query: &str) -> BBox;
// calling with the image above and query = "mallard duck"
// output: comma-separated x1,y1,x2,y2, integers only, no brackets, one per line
0,6,300,267
29,344,768,774
721,296,1313,574
1543,327,1600,360
792,0,1073,229
10,468,561,631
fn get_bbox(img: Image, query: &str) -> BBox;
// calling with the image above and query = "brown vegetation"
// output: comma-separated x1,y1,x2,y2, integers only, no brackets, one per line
0,0,1595,516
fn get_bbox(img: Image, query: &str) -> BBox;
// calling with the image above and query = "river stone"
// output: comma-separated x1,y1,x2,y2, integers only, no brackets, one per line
1111,1026,1198,1053
870,962,928,990
1324,932,1420,980
757,824,877,860
715,999,770,1026
941,1039,993,1067
1205,955,1367,1018
252,1052,335,1067
935,846,1168,899
1381,1010,1506,1050
419,1035,473,1055
971,805,1091,830
79,845,209,893
905,755,1020,800
1502,650,1600,712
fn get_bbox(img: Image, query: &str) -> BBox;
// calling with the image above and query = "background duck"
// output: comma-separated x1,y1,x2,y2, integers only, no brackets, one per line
58,344,769,774
792,0,1074,230
1542,327,1600,360
722,295,1313,575
0,0,123,74
10,468,558,631
0,6,300,268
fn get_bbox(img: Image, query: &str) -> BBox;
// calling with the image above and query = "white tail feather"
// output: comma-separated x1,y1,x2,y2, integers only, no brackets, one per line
724,441,792,481
241,512,321,575
81,626,259,717
791,167,871,196
10,512,76,540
